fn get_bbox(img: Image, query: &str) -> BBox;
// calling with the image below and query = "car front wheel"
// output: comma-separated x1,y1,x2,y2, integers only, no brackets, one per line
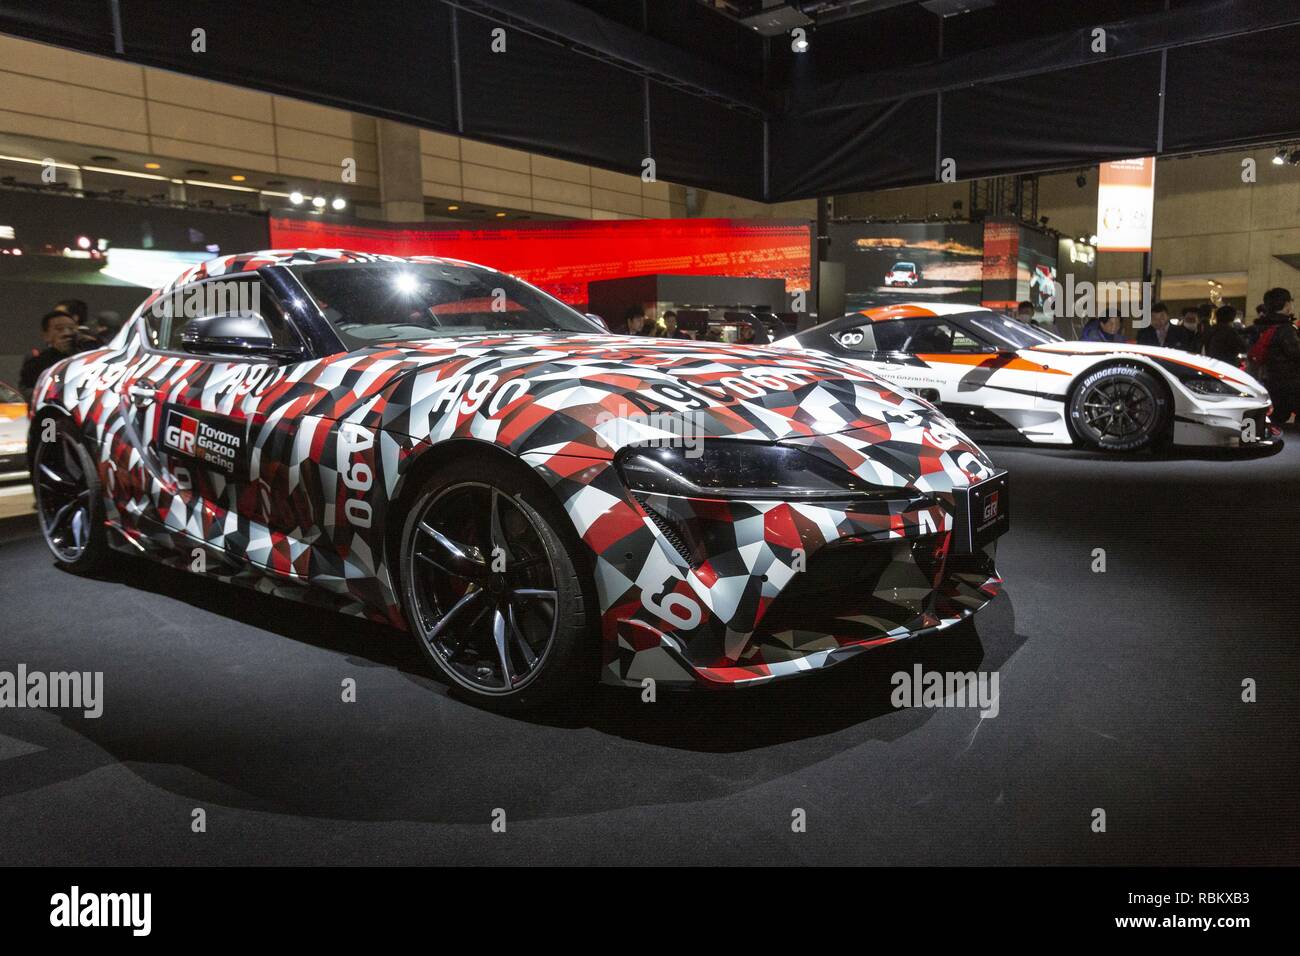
1068,364,1170,452
398,459,595,712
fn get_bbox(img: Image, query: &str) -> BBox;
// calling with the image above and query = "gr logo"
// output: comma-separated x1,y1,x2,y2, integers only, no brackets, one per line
982,491,1000,523
164,409,199,455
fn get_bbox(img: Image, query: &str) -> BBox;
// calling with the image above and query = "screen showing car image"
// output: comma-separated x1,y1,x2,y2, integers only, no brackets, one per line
1017,227,1060,323
827,222,984,313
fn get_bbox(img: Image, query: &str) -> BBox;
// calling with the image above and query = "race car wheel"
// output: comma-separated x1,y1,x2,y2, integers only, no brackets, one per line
399,460,594,712
32,415,108,574
1069,364,1170,452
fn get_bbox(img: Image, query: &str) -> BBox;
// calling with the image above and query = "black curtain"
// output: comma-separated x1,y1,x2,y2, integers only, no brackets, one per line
118,0,456,130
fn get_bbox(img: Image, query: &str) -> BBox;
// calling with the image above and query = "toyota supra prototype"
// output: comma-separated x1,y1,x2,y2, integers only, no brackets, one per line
29,251,1007,710
781,304,1277,453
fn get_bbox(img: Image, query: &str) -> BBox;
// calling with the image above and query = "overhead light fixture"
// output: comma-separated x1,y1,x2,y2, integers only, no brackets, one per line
311,195,326,208
495,211,507,218
0,154,78,170
289,191,304,204
83,165,168,181
330,196,346,210
1089,234,1098,245
183,178,257,192
1273,148,1287,166
447,204,459,211
792,34,809,53
144,162,161,170
230,174,246,182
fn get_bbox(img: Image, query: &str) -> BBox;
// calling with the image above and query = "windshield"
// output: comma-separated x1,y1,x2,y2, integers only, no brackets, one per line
289,261,596,348
966,312,1062,348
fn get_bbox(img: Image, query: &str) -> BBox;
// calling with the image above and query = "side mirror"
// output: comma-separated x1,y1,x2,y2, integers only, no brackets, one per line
584,312,610,332
181,312,303,359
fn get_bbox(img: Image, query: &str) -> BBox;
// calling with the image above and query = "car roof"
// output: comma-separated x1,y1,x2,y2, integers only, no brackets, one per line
797,303,996,337
157,248,484,293
853,302,984,321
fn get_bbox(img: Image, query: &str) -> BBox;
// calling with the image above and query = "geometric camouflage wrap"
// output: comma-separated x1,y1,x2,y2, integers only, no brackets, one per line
31,250,1003,688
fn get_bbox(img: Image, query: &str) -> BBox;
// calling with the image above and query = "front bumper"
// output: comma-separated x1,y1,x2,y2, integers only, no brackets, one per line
1173,397,1278,449
528,446,1003,689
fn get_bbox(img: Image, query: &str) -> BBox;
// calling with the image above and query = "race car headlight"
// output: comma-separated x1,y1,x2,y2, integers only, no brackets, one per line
1154,358,1248,397
616,441,898,500
1183,375,1240,396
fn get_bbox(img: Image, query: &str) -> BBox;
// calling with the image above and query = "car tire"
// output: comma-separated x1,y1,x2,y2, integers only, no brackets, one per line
32,415,109,574
1068,364,1171,452
398,457,596,713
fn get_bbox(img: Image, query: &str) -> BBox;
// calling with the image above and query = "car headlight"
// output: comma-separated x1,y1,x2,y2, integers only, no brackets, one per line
1182,375,1240,396
616,441,901,500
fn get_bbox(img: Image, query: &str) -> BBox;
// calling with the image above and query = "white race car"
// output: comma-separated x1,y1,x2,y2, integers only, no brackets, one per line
781,303,1278,452
884,261,920,287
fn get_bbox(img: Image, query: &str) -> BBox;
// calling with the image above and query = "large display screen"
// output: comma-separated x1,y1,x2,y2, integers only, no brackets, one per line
1017,226,1060,321
270,216,812,309
0,189,269,385
826,222,984,313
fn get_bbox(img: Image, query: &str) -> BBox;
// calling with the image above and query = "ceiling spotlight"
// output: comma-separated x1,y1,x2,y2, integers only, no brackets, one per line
495,211,507,218
330,196,346,210
1274,147,1288,165
792,35,809,53
447,204,459,211
289,191,304,204
230,174,246,182
144,162,161,170
1089,234,1098,245
311,195,326,208
76,235,91,249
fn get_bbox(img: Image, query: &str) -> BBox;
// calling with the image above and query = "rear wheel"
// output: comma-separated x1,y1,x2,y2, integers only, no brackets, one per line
32,416,108,573
398,459,594,712
1068,364,1170,452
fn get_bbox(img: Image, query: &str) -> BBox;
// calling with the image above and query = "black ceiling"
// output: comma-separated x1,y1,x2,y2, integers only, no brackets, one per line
2,0,1299,202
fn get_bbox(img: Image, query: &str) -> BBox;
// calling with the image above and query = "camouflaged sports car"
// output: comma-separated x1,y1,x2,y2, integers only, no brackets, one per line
29,250,1008,710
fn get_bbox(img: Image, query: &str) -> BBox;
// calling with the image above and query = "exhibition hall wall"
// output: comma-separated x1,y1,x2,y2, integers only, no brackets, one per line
268,216,813,310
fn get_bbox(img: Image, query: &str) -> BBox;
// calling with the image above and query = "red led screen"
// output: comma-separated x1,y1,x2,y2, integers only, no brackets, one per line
269,216,811,308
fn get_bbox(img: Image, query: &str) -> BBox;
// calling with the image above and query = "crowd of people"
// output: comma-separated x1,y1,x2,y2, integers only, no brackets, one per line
619,305,758,342
17,298,119,401
1076,288,1300,425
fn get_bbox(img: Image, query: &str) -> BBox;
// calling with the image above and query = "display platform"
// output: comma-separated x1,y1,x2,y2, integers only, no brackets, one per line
0,436,1295,866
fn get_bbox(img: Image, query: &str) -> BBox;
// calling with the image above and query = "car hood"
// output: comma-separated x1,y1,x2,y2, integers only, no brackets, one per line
352,333,994,482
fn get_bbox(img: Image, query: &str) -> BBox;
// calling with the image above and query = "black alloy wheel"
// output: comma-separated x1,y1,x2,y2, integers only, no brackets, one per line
399,461,593,711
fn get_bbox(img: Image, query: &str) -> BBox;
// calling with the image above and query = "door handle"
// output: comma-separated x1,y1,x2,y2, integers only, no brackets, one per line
128,384,158,405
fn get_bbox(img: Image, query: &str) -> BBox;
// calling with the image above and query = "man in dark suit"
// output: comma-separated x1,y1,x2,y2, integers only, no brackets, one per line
1136,301,1192,350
